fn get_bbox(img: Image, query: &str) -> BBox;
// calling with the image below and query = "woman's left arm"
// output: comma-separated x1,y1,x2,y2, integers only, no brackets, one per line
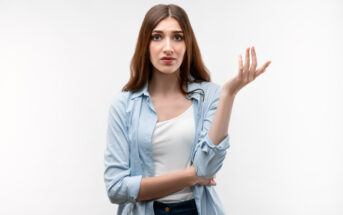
209,46,272,145
193,46,271,178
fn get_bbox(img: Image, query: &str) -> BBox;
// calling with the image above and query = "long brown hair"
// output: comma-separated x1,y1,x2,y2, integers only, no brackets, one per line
122,4,211,95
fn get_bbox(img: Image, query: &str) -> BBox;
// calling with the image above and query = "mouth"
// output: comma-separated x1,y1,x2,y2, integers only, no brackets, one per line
161,57,175,64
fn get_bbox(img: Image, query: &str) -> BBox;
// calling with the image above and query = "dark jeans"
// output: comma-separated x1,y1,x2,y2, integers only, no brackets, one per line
153,198,198,215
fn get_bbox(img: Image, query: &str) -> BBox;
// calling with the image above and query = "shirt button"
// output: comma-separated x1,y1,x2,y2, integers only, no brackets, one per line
164,207,170,212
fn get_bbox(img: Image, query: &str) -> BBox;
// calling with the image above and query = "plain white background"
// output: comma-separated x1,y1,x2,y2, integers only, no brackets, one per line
1,0,342,214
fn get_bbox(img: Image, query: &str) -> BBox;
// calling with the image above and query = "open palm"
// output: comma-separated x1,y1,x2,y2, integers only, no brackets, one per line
223,46,272,96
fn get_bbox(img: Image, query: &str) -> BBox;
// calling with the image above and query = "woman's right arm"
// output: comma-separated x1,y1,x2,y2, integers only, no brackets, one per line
136,164,216,201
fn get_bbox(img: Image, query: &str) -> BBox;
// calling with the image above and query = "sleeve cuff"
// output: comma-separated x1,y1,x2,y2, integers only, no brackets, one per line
200,133,230,153
123,175,143,202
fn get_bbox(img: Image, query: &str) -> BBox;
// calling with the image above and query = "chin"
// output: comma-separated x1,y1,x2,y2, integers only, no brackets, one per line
155,67,180,75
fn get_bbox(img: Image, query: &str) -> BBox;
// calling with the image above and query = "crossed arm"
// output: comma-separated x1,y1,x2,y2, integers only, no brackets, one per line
136,86,235,201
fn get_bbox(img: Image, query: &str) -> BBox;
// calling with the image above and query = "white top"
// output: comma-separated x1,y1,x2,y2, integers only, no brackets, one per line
151,104,195,203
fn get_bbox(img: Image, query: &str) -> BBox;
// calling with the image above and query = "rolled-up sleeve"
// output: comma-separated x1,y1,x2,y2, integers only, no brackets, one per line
104,93,142,204
193,85,231,178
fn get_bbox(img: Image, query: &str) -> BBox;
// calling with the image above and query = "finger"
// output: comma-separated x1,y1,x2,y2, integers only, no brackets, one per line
243,47,250,81
255,61,272,78
238,54,243,79
250,46,258,80
248,47,255,82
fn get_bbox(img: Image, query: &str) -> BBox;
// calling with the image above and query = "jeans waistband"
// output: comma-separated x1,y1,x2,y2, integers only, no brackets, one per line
153,198,196,210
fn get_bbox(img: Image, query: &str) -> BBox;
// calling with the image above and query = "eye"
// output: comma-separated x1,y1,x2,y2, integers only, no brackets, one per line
151,34,161,40
174,35,184,41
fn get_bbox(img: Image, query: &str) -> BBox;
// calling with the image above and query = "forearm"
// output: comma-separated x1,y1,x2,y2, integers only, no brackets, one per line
136,169,196,201
208,90,235,146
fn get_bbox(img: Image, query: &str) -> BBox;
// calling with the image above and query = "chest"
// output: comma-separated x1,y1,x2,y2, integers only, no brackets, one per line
151,96,193,123
127,95,204,177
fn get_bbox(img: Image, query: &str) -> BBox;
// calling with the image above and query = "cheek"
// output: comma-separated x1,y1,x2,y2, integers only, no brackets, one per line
177,44,186,56
149,45,159,59
178,47,186,59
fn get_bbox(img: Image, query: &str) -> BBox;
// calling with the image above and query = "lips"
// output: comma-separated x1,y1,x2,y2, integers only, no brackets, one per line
161,57,176,60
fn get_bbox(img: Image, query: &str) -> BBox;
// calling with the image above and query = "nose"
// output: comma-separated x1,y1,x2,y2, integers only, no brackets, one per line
163,37,173,55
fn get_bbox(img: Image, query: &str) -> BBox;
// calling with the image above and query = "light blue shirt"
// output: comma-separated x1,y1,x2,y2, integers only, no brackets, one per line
104,78,231,214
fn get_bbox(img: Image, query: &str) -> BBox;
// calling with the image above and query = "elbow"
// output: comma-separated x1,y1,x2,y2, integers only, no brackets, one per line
194,161,225,178
193,134,230,178
105,175,142,204
193,150,227,178
107,187,139,204
107,187,127,204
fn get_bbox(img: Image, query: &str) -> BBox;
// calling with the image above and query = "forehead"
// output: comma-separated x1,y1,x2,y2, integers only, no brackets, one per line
153,17,182,32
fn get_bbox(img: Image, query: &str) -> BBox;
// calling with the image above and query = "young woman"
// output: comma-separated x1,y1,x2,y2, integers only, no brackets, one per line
104,4,271,215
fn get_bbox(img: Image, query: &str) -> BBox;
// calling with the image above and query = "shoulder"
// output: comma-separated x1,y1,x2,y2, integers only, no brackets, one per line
190,81,221,93
109,91,132,114
191,81,222,103
201,81,221,93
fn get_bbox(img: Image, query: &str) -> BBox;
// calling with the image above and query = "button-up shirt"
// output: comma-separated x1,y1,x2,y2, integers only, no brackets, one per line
104,79,231,214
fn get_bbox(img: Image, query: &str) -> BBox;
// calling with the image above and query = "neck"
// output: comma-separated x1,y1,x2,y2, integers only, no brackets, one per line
148,69,185,98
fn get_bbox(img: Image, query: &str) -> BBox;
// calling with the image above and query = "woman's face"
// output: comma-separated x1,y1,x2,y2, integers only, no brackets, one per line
149,17,186,75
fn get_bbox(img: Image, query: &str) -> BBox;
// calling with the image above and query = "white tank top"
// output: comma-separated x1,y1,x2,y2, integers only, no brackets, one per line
151,104,195,203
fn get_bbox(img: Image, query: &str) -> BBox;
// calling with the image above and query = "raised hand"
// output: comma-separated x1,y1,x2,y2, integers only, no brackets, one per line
223,46,272,96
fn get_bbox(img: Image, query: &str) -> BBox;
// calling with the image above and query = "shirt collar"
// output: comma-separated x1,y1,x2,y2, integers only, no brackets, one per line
130,75,204,101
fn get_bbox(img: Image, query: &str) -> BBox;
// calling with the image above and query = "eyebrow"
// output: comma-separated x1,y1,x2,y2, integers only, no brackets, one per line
152,30,184,34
